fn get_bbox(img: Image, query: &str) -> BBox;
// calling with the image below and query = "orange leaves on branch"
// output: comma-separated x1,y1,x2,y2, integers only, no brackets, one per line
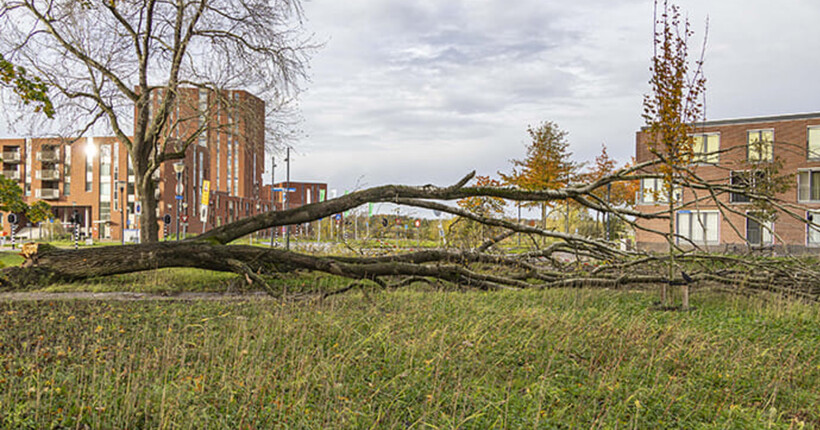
457,175,505,217
642,0,706,184
581,144,639,208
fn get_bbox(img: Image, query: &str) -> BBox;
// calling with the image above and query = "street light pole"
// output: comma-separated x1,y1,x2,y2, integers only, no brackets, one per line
119,182,126,245
270,156,276,248
285,147,291,250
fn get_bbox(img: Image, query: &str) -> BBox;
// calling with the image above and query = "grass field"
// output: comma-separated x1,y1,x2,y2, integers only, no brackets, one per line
1,288,818,429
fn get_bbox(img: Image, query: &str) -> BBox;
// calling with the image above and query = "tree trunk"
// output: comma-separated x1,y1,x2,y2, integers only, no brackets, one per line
134,154,160,243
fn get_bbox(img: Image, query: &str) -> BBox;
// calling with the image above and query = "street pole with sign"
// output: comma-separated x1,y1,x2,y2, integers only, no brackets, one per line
7,213,17,250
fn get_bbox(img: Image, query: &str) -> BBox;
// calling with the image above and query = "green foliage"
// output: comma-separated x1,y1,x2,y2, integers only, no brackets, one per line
0,289,817,428
0,174,52,225
0,54,54,118
0,175,28,214
26,200,52,224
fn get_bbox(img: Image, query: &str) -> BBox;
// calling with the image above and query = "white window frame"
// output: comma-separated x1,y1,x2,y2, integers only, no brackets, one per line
808,126,820,161
797,169,820,203
690,132,720,164
747,129,774,162
640,178,681,204
676,210,720,245
745,211,773,246
808,211,820,247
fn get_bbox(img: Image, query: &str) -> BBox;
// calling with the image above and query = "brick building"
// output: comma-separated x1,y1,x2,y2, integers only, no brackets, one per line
0,88,326,241
635,112,820,253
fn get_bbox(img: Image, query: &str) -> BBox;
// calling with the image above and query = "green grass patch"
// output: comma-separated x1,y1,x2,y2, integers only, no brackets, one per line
0,289,818,428
0,251,24,268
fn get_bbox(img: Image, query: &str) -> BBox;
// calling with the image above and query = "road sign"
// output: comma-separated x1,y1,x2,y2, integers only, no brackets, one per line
135,203,141,214
201,180,210,206
7,213,17,224
175,195,183,200
181,214,189,223
199,206,208,223
273,188,297,192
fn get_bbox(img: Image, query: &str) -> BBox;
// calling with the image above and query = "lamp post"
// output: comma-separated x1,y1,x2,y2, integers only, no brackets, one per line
118,181,126,244
174,161,185,241
270,156,276,248
285,147,291,250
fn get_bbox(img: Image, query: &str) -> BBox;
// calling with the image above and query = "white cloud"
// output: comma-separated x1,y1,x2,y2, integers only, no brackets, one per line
281,0,820,198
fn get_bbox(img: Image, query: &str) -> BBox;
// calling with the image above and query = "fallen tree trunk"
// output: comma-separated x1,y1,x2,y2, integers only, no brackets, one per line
1,170,819,303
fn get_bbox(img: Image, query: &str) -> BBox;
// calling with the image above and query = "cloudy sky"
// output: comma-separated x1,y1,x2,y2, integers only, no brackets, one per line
285,0,820,196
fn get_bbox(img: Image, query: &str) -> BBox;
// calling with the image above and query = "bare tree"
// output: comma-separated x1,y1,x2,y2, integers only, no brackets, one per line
0,0,313,242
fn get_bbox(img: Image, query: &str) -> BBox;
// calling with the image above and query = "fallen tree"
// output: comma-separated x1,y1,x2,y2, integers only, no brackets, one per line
3,169,820,304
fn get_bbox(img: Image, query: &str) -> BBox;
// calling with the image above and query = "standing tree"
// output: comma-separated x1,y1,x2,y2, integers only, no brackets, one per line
500,121,580,237
0,54,53,118
580,144,640,239
450,175,506,249
642,0,706,309
0,0,312,242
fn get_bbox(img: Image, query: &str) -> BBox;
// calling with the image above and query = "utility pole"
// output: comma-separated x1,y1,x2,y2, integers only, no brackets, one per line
285,147,291,250
517,201,521,246
606,183,612,241
120,183,126,244
270,156,276,248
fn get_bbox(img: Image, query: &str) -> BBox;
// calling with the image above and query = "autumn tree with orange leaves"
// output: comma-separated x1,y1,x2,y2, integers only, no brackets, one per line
500,121,580,233
642,0,706,309
581,143,640,239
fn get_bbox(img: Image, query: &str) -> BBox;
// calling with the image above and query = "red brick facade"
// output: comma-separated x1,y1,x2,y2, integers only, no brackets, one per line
0,88,325,242
635,112,820,253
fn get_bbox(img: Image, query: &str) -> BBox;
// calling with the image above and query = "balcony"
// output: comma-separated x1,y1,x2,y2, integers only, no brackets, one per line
35,188,60,200
2,170,20,180
36,150,59,163
2,151,21,163
36,169,60,181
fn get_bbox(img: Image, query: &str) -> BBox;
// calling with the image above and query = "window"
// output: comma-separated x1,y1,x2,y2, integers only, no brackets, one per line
746,212,773,246
640,178,681,204
730,170,767,203
63,144,71,196
24,139,31,196
691,133,719,164
677,211,719,245
809,127,820,160
808,211,820,246
797,169,820,202
747,129,773,162
198,89,208,147
85,138,94,192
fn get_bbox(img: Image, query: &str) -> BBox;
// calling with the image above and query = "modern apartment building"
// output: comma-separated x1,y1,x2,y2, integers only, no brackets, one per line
0,88,326,241
635,112,820,253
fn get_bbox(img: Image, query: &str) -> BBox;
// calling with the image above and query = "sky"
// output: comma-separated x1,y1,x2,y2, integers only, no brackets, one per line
285,0,820,198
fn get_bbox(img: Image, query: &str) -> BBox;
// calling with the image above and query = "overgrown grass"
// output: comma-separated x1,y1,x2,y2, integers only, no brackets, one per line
1,289,818,428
